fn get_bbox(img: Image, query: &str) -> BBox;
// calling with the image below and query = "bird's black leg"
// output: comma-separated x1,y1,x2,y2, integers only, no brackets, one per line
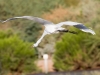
58,30,69,32
58,30,77,34
68,30,77,34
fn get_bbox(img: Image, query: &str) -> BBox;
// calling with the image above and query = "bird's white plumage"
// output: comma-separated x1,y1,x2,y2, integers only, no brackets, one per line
56,21,95,35
57,21,81,27
33,31,48,47
1,16,96,47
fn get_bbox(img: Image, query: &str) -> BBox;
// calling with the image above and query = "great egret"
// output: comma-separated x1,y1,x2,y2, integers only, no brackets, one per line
1,16,95,47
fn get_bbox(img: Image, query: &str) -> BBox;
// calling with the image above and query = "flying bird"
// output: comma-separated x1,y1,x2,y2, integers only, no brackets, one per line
1,16,95,47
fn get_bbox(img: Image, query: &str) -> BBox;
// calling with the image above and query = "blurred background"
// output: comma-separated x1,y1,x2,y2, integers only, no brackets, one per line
0,0,100,75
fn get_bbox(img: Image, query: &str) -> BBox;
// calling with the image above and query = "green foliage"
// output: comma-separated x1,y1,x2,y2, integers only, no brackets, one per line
0,30,38,74
0,0,100,73
63,0,80,7
0,0,62,17
22,22,42,42
0,0,62,42
54,29,100,71
54,0,100,71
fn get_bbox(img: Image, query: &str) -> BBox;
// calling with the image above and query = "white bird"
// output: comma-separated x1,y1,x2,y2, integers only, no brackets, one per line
1,16,95,47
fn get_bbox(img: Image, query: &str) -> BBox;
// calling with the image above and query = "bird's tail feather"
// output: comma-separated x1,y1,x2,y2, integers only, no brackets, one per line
81,29,95,35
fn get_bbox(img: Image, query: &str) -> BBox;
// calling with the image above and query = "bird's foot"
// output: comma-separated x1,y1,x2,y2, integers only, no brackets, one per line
33,44,38,47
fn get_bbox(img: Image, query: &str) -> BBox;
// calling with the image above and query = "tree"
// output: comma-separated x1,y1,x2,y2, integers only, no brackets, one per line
0,0,62,42
54,29,100,71
0,30,39,75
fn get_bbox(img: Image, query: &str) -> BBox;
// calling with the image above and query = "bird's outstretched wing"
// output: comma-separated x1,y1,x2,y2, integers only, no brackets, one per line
57,21,95,35
2,16,53,25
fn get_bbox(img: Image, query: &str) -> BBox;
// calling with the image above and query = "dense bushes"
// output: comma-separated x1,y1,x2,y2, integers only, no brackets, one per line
0,0,63,42
54,29,100,71
53,0,100,71
0,30,38,75
0,0,100,74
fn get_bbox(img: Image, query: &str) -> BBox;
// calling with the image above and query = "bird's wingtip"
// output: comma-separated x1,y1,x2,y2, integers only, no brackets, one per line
88,30,96,35
89,29,96,35
91,31,96,35
81,29,96,35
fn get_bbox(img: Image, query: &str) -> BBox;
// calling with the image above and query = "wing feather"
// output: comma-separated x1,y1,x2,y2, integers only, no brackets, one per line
2,16,53,25
57,21,95,35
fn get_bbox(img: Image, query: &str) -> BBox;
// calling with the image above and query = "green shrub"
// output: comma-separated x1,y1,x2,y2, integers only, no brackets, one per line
54,29,100,71
0,30,38,75
0,0,62,42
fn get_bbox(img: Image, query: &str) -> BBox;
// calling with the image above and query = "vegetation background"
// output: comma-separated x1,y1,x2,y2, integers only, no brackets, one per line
0,0,100,75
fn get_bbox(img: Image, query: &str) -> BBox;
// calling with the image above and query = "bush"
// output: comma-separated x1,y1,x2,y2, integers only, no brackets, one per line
54,29,100,71
0,0,62,42
0,30,38,75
